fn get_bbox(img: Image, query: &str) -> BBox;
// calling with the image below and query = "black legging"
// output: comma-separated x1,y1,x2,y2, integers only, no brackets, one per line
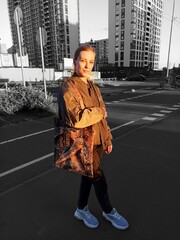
77,173,113,213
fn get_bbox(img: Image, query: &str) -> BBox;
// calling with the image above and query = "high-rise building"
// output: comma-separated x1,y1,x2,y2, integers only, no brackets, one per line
7,0,80,69
109,0,164,69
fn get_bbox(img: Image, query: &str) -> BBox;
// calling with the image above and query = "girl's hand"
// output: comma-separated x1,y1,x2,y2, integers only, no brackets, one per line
105,145,113,154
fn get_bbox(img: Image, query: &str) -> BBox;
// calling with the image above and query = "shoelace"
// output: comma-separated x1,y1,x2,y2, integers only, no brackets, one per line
112,211,122,219
82,209,92,219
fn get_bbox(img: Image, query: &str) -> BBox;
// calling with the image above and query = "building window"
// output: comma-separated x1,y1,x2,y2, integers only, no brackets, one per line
120,52,124,60
66,26,69,34
130,51,135,60
66,15,69,24
121,0,125,7
65,5,68,14
121,19,125,29
67,45,70,54
115,52,118,61
67,36,69,44
130,40,136,49
120,41,124,50
121,8,125,18
115,33,119,42
121,31,124,40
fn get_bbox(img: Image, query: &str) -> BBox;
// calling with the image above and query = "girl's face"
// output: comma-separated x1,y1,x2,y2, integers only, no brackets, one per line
74,50,95,78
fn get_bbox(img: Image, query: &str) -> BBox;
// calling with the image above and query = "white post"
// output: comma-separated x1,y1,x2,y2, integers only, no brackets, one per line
166,0,175,78
15,9,25,87
39,27,47,99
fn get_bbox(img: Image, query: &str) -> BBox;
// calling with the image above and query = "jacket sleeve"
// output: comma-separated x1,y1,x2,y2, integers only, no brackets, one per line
62,84,105,128
94,84,113,146
101,118,113,147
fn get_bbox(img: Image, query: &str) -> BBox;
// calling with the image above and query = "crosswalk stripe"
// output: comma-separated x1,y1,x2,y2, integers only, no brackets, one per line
160,110,172,113
142,116,157,121
166,107,178,110
151,113,165,117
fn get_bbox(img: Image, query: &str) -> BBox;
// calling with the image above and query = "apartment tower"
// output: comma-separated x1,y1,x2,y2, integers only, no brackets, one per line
109,0,163,69
7,0,80,69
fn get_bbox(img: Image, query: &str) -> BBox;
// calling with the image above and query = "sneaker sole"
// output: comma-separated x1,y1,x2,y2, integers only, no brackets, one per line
103,213,129,230
74,211,99,229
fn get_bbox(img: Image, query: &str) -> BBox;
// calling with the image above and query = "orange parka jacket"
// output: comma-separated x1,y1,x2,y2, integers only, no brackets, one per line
57,77,112,150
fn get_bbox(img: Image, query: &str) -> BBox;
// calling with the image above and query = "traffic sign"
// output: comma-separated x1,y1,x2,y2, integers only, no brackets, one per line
14,6,23,25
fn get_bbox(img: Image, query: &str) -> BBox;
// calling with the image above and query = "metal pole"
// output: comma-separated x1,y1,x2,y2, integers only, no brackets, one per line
0,38,3,67
39,27,47,99
52,0,59,70
15,9,25,86
166,0,175,78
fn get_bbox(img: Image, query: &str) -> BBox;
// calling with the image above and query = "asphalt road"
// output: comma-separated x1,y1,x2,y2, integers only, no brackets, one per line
0,82,180,240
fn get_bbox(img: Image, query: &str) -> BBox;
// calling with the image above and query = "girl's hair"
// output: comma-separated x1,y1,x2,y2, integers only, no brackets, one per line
73,44,96,61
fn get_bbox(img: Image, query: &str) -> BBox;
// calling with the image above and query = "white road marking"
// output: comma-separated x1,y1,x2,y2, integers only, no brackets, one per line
0,153,54,178
121,90,164,101
151,113,165,117
0,128,54,145
166,107,178,110
110,121,135,132
173,105,180,108
142,116,157,121
160,110,172,114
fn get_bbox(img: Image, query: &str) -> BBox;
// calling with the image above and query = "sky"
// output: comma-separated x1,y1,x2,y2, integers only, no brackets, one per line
0,0,180,69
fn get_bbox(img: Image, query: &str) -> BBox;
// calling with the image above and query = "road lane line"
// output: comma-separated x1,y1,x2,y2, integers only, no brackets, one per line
151,113,165,117
173,105,180,108
111,121,135,132
120,90,165,101
0,153,54,178
160,110,172,114
142,116,157,121
166,107,178,110
0,128,54,145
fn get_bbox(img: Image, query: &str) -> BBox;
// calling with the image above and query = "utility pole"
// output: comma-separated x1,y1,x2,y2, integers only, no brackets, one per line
166,0,175,79
36,27,47,99
14,6,25,87
39,27,47,99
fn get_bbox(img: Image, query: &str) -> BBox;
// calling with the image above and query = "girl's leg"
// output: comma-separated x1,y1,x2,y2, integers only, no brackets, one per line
93,145,113,213
77,175,92,209
93,173,113,213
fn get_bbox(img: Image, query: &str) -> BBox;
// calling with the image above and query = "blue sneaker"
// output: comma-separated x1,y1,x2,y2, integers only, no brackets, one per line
74,206,99,228
103,208,129,230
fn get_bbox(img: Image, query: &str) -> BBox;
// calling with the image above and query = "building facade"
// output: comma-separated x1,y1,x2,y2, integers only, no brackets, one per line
7,0,80,69
84,39,109,70
109,0,164,69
